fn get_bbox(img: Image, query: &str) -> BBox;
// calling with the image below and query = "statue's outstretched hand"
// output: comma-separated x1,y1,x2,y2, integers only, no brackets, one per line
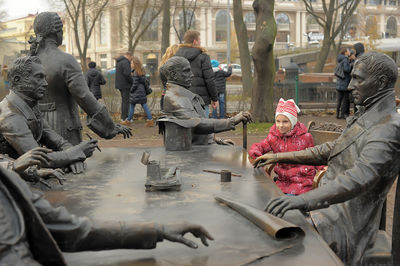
265,196,307,218
113,123,132,139
254,153,278,168
231,111,253,125
159,222,214,249
13,147,52,173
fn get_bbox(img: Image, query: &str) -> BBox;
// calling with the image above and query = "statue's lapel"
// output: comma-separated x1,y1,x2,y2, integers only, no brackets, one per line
329,122,366,159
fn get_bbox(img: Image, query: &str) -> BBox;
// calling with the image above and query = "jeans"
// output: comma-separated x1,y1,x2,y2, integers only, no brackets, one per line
127,103,153,121
336,90,350,118
119,89,130,120
212,93,225,119
203,105,210,118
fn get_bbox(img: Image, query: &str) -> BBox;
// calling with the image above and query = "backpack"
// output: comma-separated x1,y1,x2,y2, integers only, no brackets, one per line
334,61,345,79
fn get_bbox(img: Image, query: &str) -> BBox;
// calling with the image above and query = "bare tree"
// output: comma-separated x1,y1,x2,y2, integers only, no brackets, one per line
303,0,361,72
161,0,171,55
61,0,110,72
251,0,276,122
232,0,252,97
126,0,163,53
172,0,197,43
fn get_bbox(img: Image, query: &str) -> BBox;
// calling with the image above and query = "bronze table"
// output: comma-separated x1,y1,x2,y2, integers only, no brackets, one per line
44,145,343,266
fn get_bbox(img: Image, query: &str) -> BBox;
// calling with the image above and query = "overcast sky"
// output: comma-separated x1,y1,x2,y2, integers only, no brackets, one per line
3,0,52,20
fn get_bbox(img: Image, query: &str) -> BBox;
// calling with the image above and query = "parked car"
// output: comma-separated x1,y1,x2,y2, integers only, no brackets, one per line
220,64,242,76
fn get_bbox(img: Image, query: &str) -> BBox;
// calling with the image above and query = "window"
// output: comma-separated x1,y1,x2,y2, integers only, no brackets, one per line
179,10,196,41
100,54,107,69
366,16,378,38
386,16,397,38
276,31,289,42
367,0,381,5
215,10,229,42
142,8,159,41
99,13,108,45
276,13,290,31
244,12,256,42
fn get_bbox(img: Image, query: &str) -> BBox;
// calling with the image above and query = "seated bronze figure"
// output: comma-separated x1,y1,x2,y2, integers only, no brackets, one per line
158,56,252,150
255,52,400,265
0,56,97,174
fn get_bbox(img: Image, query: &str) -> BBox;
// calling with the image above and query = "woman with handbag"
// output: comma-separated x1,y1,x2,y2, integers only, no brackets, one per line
335,48,352,119
121,56,154,127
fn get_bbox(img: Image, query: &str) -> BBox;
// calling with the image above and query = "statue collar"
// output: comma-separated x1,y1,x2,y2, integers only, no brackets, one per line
6,91,40,121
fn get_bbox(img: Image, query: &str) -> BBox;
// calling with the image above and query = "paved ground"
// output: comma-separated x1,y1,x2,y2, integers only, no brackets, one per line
82,112,395,237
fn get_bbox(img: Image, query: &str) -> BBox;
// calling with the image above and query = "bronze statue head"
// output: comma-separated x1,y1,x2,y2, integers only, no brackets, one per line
160,56,193,89
33,12,63,46
8,56,48,100
348,52,398,106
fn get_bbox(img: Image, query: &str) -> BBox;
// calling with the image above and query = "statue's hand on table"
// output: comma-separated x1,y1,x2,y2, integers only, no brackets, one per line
113,123,132,139
69,161,87,174
36,168,66,185
265,196,307,218
159,222,214,249
254,153,278,168
215,138,235,146
13,147,52,173
231,111,253,125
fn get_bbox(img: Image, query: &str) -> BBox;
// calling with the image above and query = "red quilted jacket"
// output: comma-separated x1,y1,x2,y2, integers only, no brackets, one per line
249,122,321,195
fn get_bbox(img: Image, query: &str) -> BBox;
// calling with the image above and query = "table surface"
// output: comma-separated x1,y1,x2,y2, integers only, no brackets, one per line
44,145,343,266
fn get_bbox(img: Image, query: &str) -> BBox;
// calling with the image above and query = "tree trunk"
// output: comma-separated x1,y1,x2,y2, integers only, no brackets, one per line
161,0,171,55
313,27,332,72
251,0,276,122
233,0,253,97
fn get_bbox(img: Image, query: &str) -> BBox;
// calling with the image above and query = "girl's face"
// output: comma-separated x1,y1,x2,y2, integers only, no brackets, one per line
276,115,292,135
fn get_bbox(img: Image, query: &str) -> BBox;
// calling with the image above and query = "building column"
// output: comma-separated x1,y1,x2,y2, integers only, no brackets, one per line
296,11,301,47
301,12,307,47
200,8,207,46
207,8,213,47
380,14,385,37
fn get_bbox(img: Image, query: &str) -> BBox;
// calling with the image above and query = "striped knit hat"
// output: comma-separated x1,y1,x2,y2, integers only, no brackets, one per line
275,98,301,129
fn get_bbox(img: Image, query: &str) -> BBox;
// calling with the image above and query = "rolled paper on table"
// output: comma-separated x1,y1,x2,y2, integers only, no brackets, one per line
215,194,305,240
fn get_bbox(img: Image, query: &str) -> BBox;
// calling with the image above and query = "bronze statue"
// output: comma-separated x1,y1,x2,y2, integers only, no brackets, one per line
255,52,400,265
0,160,213,265
158,56,252,149
0,56,97,174
29,12,131,145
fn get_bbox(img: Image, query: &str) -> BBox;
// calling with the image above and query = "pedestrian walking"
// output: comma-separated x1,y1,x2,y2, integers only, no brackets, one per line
85,61,106,100
115,52,133,122
211,60,232,119
121,56,154,127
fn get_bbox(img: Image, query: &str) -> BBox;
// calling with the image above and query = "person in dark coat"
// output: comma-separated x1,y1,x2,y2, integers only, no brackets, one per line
175,30,218,117
85,61,106,100
115,52,133,121
0,158,213,265
211,60,232,119
335,48,352,119
351,42,365,114
122,56,154,127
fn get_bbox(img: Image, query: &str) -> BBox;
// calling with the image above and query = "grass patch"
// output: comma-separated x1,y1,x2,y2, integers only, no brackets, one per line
235,122,273,135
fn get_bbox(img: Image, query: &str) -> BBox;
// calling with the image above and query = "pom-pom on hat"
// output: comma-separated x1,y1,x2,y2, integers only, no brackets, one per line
211,60,219,68
275,98,301,129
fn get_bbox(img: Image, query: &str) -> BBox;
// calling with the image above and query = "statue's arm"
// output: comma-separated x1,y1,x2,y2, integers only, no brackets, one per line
300,129,400,211
193,118,235,134
62,55,117,139
40,119,72,151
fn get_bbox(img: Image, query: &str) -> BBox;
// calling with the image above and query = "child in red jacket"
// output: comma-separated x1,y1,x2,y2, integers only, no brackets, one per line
249,98,320,195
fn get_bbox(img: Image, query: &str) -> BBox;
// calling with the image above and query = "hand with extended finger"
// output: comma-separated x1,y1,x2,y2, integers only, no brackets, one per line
231,111,253,125
113,123,132,139
159,222,214,249
253,153,278,168
265,196,307,218
13,147,52,173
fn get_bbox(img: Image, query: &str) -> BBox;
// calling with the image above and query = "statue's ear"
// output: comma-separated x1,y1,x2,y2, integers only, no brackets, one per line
378,75,388,87
13,76,20,83
170,70,178,81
